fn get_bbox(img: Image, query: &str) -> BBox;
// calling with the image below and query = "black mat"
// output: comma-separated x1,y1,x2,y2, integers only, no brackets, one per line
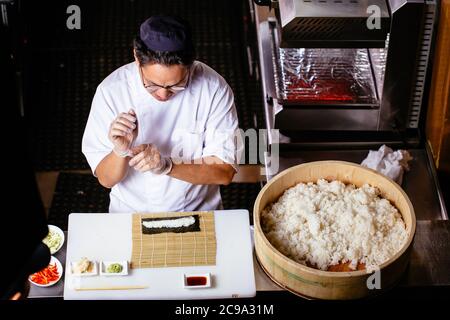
47,173,110,230
48,173,261,230
23,0,263,170
220,183,262,222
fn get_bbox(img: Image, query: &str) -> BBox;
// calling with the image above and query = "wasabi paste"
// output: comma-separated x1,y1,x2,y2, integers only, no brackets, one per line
107,263,123,273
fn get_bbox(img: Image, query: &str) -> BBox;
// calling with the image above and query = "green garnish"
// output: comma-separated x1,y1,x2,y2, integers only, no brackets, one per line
43,230,62,254
107,263,123,273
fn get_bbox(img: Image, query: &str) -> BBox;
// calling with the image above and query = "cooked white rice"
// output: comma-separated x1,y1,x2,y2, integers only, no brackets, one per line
261,179,408,271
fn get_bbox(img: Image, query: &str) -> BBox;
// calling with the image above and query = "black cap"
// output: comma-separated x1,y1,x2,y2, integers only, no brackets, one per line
140,15,192,52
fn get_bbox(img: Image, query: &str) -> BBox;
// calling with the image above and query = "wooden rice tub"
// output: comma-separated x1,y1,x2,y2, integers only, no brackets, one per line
253,161,416,300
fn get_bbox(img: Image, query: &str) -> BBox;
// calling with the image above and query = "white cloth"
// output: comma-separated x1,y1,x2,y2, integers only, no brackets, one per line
82,61,240,213
361,145,413,185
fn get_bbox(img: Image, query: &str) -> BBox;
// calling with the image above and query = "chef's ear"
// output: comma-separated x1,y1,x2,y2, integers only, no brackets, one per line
133,49,139,65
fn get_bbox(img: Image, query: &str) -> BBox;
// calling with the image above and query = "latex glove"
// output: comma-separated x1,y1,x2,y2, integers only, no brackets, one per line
108,109,137,157
129,144,173,175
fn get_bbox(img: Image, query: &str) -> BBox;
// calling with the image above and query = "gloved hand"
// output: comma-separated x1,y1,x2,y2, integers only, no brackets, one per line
128,144,173,175
108,109,137,157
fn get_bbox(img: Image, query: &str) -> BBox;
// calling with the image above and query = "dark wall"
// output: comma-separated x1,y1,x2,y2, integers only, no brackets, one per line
0,4,48,298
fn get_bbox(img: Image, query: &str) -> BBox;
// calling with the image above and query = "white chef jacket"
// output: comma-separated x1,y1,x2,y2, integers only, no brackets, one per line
82,61,239,213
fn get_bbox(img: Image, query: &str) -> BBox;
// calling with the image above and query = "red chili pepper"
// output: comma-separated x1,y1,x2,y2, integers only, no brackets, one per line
30,263,60,284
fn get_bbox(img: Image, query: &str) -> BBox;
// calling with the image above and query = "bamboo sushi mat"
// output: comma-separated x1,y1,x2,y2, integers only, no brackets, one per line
131,211,216,268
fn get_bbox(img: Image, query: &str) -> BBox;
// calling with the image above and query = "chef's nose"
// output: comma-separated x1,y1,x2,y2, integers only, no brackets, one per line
159,88,172,99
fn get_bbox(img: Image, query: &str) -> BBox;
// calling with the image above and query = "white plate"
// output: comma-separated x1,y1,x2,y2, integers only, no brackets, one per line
69,259,97,276
29,256,63,287
100,260,129,276
183,273,211,289
43,225,65,254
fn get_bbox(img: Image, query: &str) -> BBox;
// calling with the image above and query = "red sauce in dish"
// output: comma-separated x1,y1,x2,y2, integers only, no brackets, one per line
186,276,207,286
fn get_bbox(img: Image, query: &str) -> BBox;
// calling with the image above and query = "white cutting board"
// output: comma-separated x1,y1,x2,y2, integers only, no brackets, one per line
63,210,256,300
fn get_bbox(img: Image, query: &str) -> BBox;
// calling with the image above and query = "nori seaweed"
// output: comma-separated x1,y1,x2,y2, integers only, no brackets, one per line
141,215,201,235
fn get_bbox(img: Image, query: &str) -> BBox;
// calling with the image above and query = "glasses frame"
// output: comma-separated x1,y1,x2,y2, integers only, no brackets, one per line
139,65,191,94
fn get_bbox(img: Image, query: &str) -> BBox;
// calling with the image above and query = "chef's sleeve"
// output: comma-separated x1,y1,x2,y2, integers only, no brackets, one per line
81,85,116,176
202,84,242,172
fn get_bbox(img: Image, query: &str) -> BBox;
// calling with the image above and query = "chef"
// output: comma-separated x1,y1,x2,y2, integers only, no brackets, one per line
82,15,240,213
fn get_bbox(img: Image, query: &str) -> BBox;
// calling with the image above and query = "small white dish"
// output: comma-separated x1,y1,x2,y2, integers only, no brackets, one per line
100,260,129,276
183,273,211,289
29,256,63,287
70,258,97,276
43,225,65,254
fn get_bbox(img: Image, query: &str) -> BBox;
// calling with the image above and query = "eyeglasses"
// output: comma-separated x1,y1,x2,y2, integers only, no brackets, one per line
139,65,190,94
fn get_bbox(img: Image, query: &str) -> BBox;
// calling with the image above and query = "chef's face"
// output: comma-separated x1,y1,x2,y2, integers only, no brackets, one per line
139,63,190,102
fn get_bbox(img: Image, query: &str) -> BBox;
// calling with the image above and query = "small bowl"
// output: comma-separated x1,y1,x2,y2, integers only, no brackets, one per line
29,256,63,287
183,273,211,289
43,225,65,254
100,261,129,276
69,259,97,276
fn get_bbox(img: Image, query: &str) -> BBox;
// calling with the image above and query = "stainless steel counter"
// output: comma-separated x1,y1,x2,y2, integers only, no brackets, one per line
403,220,450,286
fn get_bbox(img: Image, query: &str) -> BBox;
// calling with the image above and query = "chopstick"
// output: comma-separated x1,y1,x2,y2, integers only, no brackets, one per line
75,285,148,291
